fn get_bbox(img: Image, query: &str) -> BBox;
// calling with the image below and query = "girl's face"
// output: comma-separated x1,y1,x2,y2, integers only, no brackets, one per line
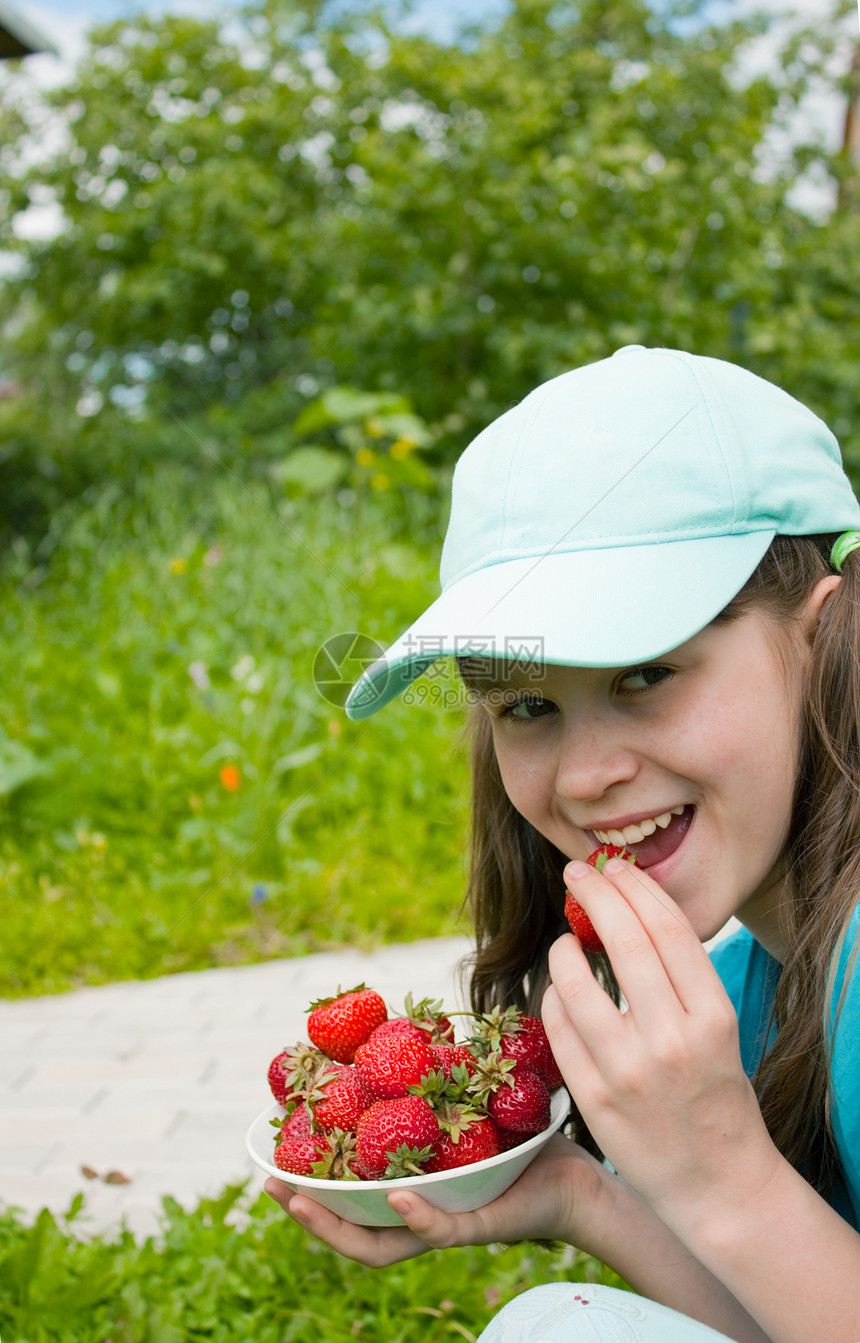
478,583,836,958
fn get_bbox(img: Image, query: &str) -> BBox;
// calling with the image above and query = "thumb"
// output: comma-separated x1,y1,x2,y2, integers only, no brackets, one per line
386,1190,493,1249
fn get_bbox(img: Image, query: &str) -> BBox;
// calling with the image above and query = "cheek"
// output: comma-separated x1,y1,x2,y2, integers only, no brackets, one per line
688,679,798,837
494,738,551,822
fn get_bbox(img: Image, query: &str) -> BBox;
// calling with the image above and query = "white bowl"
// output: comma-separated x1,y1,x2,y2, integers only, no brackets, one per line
247,1088,571,1227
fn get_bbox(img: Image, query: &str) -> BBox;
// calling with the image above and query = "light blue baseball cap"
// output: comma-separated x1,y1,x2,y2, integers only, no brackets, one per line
345,346,860,720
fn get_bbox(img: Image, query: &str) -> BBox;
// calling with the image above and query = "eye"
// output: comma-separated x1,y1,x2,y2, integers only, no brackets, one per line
617,665,674,695
495,695,557,722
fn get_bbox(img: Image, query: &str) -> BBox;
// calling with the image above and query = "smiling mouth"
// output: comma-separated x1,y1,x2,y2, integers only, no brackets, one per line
586,805,695,869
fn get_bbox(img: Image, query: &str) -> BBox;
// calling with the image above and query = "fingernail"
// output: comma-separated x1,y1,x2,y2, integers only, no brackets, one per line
388,1194,413,1216
565,860,590,881
289,1202,309,1225
604,857,625,873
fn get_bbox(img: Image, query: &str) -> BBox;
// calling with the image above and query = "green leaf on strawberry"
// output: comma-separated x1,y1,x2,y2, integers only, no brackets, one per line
382,1143,436,1180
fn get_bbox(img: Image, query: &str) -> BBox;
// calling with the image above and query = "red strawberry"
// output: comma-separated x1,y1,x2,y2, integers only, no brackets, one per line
470,1008,563,1091
275,1127,361,1179
368,1018,428,1045
267,1050,292,1106
541,1048,564,1092
502,1026,564,1091
425,1115,501,1172
280,1104,313,1140
564,846,641,954
311,1065,373,1135
354,1095,440,1180
354,1033,441,1101
401,993,454,1044
483,1012,557,1088
509,1016,564,1091
369,1001,454,1047
433,1042,479,1080
267,1042,328,1106
469,1050,551,1134
587,844,641,874
563,892,605,954
273,1130,330,1176
307,984,388,1063
486,1063,551,1134
496,1125,529,1152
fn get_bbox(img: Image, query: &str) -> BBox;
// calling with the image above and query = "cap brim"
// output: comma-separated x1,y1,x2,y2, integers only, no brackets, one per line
344,531,775,720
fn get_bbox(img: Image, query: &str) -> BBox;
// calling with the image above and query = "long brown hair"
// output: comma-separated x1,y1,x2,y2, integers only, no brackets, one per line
456,532,860,1195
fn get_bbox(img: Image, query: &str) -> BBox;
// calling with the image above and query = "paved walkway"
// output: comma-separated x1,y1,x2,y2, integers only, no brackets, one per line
0,937,472,1240
1,920,740,1242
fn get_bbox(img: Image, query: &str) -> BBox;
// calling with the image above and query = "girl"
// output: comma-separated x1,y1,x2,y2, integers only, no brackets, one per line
265,347,860,1342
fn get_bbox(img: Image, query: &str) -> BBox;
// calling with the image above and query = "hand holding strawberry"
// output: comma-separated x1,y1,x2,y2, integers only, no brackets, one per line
265,1132,607,1271
546,850,771,1229
564,845,641,953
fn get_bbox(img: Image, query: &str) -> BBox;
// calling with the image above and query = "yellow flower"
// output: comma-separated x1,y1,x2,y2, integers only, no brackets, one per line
356,448,374,467
371,472,390,491
365,418,384,438
169,557,188,574
390,437,416,460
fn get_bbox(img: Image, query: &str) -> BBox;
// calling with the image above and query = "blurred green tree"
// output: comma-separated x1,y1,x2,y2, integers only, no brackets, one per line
0,0,858,524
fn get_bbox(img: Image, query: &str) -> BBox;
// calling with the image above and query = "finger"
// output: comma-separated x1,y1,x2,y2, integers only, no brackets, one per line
287,1191,430,1266
386,1188,503,1251
542,939,630,1100
540,979,601,1089
564,863,685,1031
546,929,626,1045
581,858,720,1017
264,1175,296,1210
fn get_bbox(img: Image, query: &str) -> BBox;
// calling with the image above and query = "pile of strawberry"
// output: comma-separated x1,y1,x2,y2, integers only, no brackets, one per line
266,987,564,1182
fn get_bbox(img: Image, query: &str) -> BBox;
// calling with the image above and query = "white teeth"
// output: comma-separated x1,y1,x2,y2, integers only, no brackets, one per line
591,805,688,847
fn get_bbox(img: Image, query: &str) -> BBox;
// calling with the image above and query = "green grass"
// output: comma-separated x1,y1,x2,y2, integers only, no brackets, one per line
0,1184,631,1342
0,464,475,997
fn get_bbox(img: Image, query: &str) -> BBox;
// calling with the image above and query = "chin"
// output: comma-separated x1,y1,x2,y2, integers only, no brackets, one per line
697,912,739,946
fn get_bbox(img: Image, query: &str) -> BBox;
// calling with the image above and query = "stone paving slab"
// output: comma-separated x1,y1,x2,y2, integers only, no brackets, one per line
0,937,472,1241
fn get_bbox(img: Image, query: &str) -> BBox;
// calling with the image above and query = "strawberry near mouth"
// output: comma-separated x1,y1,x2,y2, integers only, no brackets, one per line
586,805,695,870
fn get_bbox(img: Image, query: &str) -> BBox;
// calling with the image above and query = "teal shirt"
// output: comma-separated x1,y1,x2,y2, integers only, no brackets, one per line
709,904,860,1229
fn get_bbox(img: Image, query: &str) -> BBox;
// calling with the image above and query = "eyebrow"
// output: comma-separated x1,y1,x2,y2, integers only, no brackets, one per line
459,650,687,697
456,658,540,691
473,674,539,692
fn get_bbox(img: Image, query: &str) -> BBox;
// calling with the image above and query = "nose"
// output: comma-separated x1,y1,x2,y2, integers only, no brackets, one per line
552,714,640,814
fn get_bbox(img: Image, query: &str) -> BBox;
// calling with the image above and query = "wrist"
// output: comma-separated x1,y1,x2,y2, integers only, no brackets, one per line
558,1149,639,1262
672,1144,796,1269
654,1131,786,1261
580,1163,719,1279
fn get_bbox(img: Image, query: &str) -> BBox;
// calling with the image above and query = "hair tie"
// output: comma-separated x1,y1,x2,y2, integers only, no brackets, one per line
830,531,860,573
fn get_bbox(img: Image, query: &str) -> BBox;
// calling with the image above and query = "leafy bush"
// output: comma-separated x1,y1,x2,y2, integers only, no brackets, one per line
0,1182,631,1342
1,0,858,518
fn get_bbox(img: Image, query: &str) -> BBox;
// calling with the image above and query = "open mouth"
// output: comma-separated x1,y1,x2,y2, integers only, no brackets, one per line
586,805,696,871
